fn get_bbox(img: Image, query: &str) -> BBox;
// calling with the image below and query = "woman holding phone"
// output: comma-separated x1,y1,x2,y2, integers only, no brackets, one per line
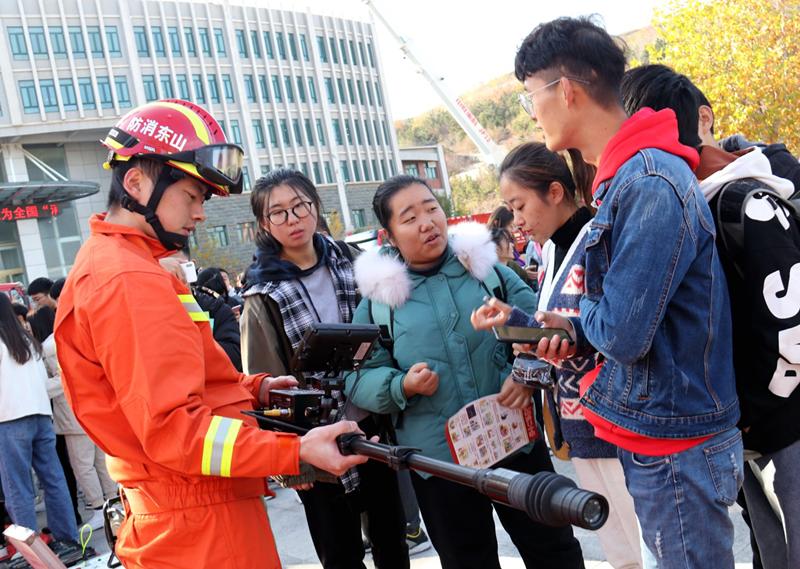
345,174,584,569
471,142,643,569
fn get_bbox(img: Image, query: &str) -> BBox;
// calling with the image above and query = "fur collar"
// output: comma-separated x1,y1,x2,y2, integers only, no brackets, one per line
354,222,498,308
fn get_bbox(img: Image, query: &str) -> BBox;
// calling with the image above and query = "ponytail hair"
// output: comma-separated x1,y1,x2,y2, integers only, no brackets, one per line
499,142,596,213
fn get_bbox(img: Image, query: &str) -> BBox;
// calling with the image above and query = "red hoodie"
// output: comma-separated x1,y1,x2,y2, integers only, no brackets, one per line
581,108,709,456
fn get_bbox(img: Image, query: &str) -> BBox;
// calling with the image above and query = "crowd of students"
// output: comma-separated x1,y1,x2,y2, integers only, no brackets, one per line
1,14,798,569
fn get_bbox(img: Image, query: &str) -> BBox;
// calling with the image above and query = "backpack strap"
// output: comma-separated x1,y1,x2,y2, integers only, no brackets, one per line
334,240,354,262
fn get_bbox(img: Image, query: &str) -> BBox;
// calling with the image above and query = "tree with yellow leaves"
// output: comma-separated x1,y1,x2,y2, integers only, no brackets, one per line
647,0,800,150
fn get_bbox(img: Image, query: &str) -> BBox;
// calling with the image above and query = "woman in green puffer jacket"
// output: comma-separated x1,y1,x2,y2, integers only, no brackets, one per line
344,175,585,569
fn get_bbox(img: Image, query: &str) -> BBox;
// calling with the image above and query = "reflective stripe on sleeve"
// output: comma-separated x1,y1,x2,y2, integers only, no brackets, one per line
201,416,244,477
177,294,210,322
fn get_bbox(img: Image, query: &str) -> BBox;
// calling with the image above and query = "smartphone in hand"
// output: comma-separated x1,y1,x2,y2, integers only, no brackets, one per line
492,325,574,345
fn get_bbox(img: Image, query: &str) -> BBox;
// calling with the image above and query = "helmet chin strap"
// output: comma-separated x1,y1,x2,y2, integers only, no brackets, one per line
116,165,189,251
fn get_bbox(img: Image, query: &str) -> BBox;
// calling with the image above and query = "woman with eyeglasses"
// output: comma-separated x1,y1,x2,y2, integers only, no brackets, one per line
240,169,409,569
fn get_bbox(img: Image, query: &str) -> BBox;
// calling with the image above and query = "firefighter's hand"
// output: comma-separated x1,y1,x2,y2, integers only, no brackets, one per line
159,256,187,284
403,363,439,397
471,297,513,331
497,375,533,409
258,375,299,406
299,421,372,476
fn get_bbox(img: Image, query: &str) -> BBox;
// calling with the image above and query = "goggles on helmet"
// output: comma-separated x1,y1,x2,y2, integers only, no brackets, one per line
143,143,245,195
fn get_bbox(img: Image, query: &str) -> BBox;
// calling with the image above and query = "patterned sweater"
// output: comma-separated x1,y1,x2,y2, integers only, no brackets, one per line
508,209,617,459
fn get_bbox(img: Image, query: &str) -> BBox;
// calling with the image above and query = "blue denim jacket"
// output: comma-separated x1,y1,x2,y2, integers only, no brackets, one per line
572,149,739,438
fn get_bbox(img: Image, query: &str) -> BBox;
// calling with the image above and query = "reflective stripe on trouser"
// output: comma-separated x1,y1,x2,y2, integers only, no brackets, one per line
178,294,210,322
202,416,243,477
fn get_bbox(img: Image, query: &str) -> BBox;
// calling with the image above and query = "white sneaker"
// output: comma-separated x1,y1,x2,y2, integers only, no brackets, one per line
83,508,106,530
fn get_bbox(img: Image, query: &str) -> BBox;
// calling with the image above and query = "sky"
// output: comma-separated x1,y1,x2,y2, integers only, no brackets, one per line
245,0,662,119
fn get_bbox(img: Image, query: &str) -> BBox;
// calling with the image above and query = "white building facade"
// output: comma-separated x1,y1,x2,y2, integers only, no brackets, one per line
0,0,401,282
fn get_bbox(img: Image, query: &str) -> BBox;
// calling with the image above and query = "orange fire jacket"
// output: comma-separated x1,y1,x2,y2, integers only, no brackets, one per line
54,214,300,487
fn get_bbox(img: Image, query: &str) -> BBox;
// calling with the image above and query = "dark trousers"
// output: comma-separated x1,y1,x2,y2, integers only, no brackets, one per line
411,439,585,569
298,457,409,569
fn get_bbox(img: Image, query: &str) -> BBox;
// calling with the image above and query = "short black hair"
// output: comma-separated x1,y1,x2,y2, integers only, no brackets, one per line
621,64,710,148
27,277,53,296
49,278,66,301
29,306,55,343
372,175,434,230
514,16,626,107
107,158,165,208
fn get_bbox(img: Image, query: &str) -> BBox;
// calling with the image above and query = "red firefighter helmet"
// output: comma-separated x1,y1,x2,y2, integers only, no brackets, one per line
101,99,243,196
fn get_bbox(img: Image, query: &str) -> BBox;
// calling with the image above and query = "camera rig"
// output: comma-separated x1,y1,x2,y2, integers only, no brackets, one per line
243,323,609,531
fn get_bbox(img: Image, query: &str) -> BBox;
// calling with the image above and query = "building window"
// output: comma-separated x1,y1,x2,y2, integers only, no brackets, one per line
352,160,361,182
207,75,220,103
308,77,318,103
37,80,58,112
237,222,255,243
365,120,373,144
366,81,374,105
115,76,132,107
253,119,265,148
359,42,367,66
167,27,181,56
79,78,96,109
214,28,226,55
263,31,274,59
280,119,290,145
235,29,247,57
329,38,338,64
324,77,335,103
346,79,355,104
271,75,282,103
87,26,103,57
276,32,286,60
316,36,327,63
261,165,271,175
352,208,365,228
199,28,211,56
192,74,205,103
296,77,306,103
356,80,365,105
267,120,277,147
250,31,261,58
207,225,229,248
242,166,251,192
305,119,314,146
383,122,390,144
134,26,149,56
97,76,113,108
60,79,77,110
405,163,420,177
8,27,28,58
222,74,234,102
367,43,375,67
284,76,294,103
68,27,85,58
375,82,383,106
259,75,269,102
244,75,256,103
184,27,196,56
324,161,333,183
152,26,165,56
106,26,121,56
340,160,350,182
355,121,363,144
337,78,345,102
176,74,189,100
372,159,379,180
339,38,348,64
287,32,297,60
300,34,310,61
381,160,388,179
344,120,353,144
292,119,303,145
27,26,47,57
425,162,438,179
19,81,39,113
374,119,382,144
312,162,321,184
332,119,343,145
389,161,396,175
49,27,67,57
230,120,242,145
316,119,325,145
160,75,174,98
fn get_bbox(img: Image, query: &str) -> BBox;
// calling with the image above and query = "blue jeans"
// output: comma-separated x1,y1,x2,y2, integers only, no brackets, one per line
0,415,78,541
619,427,744,568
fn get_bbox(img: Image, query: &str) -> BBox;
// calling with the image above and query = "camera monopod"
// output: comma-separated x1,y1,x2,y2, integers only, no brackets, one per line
336,433,608,530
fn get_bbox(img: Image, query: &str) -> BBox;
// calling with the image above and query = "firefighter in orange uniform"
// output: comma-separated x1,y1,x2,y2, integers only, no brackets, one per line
54,99,368,569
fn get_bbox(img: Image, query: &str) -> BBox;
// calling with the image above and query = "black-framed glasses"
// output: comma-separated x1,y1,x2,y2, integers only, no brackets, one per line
518,76,591,116
267,201,313,225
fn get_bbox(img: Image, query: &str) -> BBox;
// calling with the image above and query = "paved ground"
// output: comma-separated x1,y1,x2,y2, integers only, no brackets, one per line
38,458,755,568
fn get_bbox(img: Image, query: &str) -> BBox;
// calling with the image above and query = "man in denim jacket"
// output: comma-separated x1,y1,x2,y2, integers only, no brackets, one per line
513,17,742,568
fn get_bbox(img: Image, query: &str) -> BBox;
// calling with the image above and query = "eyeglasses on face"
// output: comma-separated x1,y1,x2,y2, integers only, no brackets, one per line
266,201,313,225
518,76,591,116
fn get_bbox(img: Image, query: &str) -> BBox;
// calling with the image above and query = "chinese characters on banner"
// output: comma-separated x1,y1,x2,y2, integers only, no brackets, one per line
0,203,61,222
